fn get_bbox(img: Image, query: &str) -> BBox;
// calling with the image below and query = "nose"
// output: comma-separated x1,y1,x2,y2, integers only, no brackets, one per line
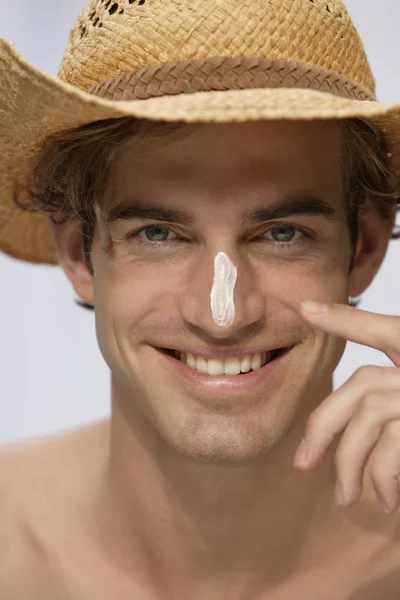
178,250,265,338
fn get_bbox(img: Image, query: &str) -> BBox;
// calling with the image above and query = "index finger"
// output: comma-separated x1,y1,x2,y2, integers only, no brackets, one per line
298,301,400,366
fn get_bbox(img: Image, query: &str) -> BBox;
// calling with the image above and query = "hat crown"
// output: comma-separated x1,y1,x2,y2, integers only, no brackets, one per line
58,0,375,94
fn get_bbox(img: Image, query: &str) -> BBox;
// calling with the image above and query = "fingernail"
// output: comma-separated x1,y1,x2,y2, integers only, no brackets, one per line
335,481,345,506
294,439,308,468
301,301,330,314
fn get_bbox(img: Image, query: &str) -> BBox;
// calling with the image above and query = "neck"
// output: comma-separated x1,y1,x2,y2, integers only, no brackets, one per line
93,377,343,597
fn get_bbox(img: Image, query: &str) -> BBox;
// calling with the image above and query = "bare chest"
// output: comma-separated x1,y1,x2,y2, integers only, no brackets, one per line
6,529,400,600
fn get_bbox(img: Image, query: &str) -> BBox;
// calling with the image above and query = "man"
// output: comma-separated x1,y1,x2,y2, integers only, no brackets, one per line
1,0,400,598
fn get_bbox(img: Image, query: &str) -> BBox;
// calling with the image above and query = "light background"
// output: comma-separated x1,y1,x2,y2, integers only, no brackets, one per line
0,1,399,443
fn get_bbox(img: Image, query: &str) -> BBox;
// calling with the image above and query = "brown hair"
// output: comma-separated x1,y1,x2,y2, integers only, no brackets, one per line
15,117,400,310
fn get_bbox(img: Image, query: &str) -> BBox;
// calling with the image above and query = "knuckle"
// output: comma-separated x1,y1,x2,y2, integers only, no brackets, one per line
350,364,381,386
361,391,384,413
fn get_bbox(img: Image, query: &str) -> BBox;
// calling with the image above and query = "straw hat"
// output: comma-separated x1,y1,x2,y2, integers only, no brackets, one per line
1,0,400,265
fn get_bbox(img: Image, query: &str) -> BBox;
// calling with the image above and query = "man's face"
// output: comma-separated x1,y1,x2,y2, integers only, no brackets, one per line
92,120,351,465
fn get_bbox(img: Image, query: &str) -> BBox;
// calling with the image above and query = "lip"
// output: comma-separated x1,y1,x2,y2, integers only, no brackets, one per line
154,345,294,397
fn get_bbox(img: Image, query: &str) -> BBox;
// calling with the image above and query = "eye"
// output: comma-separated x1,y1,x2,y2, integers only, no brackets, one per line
139,226,175,242
265,225,303,243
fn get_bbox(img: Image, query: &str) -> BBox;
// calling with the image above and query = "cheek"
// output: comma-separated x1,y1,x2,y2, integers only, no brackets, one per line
278,258,348,374
264,251,350,306
94,261,180,325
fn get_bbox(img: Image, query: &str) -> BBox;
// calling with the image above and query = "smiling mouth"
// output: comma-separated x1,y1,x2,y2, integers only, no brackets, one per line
158,347,288,375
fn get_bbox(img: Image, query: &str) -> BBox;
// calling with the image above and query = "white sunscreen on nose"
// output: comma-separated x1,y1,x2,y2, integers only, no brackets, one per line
210,252,238,327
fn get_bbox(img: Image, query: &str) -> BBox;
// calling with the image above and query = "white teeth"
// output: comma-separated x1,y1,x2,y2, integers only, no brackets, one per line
221,358,241,376
196,356,208,374
251,353,262,371
207,358,227,376
187,352,196,369
178,351,273,376
240,355,252,373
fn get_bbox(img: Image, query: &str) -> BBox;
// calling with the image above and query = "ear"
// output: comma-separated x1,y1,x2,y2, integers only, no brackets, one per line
50,219,95,305
348,205,396,297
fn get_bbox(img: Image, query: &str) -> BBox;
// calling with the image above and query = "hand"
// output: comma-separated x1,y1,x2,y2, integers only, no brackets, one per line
293,300,400,515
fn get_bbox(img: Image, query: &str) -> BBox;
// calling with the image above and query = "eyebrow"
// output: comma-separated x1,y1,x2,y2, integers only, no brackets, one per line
107,194,337,225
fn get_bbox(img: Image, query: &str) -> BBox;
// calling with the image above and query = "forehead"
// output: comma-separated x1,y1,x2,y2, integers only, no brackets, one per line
109,119,343,197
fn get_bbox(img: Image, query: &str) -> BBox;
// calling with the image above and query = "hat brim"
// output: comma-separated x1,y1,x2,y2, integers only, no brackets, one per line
1,38,400,265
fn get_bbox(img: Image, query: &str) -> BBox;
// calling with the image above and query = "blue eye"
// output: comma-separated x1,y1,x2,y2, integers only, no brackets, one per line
126,222,312,253
265,225,302,243
139,226,174,243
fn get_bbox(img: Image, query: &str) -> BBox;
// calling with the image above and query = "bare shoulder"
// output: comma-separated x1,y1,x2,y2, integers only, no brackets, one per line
0,419,110,598
0,417,110,502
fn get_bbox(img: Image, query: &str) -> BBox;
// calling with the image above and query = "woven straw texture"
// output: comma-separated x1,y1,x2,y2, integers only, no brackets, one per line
59,0,374,93
1,0,400,265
